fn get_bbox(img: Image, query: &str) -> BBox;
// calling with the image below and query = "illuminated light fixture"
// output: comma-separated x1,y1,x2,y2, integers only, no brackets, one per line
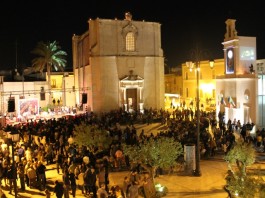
186,61,194,72
155,183,168,196
210,60,215,69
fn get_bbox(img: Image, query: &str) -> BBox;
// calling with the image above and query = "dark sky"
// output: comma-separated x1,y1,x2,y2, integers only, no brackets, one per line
0,1,265,72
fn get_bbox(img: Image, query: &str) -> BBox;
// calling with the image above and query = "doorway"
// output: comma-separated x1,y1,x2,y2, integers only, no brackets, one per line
126,88,137,112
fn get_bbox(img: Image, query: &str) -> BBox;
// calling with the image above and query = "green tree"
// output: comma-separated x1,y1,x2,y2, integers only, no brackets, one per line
224,139,260,197
73,121,112,151
122,136,183,197
31,40,67,103
123,136,183,171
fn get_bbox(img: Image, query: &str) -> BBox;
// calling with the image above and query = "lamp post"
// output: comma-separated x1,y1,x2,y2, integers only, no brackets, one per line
7,131,20,198
63,72,69,106
22,73,25,98
186,56,214,177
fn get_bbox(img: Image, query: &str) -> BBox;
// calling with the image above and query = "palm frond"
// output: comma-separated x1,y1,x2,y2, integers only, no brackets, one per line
31,40,67,73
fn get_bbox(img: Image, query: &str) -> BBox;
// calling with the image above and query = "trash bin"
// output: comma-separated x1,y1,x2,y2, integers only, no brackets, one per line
184,144,195,174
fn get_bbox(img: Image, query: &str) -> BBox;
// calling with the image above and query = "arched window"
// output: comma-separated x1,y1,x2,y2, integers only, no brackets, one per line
126,32,135,51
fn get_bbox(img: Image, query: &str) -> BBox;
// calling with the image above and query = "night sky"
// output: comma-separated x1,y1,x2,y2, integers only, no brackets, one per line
0,1,264,72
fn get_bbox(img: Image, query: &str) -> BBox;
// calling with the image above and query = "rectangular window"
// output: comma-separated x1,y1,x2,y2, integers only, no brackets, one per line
126,32,135,51
40,87,45,101
51,79,56,88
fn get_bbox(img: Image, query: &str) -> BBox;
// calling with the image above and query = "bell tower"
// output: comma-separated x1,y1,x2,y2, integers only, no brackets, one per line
223,19,239,75
224,19,238,41
217,18,257,126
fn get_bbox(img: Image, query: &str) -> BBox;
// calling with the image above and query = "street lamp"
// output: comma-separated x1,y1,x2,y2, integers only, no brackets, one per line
63,72,69,106
22,72,25,98
186,57,214,177
7,130,20,197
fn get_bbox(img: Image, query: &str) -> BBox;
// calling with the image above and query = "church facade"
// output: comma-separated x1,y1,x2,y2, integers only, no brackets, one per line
72,13,165,113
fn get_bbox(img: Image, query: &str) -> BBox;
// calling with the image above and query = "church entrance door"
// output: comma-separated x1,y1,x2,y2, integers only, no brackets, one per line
126,88,137,112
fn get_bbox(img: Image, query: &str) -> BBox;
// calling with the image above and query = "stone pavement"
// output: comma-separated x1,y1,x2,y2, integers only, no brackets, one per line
109,156,229,198
1,122,262,198
1,155,230,198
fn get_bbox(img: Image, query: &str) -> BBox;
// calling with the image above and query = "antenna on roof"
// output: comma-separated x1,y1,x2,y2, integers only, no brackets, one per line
15,39,18,70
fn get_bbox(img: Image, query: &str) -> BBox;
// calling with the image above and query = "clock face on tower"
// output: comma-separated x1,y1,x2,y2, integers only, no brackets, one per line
226,48,234,74
228,50,233,59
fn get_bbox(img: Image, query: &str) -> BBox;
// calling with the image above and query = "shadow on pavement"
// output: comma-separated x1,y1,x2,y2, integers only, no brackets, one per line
18,190,45,197
166,187,228,197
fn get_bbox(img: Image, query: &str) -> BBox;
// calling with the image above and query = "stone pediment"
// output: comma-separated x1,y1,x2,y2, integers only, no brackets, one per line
122,23,138,37
120,70,144,87
120,75,143,81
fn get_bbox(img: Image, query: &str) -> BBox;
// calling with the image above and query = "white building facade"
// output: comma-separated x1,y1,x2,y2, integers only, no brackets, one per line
216,19,258,126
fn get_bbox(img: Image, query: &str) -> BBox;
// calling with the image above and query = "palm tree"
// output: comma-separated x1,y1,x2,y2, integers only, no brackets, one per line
31,40,67,104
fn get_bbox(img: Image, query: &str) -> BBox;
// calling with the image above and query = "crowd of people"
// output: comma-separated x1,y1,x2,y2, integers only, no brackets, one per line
0,107,258,197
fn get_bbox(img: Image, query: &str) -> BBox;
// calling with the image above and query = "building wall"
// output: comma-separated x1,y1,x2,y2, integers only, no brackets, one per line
181,59,225,109
256,60,265,127
72,14,165,113
90,56,119,112
2,81,47,115
0,72,76,120
164,73,182,95
48,73,76,108
238,36,256,74
88,19,163,57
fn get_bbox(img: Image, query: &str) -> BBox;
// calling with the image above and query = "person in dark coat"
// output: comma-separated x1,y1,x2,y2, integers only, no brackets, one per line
240,124,247,141
55,152,64,174
36,161,46,190
62,169,70,198
69,171,77,198
103,156,110,192
7,165,16,195
84,167,97,197
54,180,64,198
